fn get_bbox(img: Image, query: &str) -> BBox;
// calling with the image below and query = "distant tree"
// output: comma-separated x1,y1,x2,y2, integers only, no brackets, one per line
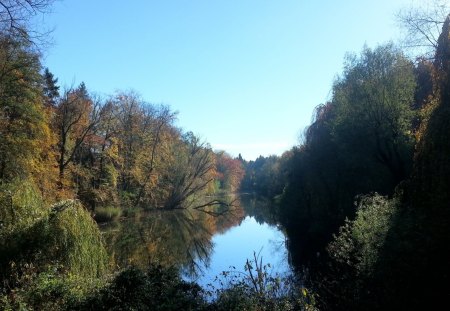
240,155,284,197
215,151,245,192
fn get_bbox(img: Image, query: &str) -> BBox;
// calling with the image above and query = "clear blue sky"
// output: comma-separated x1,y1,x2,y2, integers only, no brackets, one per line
41,0,414,160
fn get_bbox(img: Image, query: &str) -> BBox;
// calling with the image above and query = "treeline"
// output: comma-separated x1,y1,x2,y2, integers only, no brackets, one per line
243,13,450,311
0,33,245,215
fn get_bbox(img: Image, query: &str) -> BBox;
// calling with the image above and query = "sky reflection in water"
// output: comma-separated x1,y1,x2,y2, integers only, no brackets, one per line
189,215,291,288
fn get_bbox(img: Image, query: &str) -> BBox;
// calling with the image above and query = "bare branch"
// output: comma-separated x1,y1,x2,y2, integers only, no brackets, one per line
0,0,56,45
192,198,238,217
396,0,449,58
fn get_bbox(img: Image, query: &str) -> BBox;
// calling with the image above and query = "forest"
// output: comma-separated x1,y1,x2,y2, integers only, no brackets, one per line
1,0,450,310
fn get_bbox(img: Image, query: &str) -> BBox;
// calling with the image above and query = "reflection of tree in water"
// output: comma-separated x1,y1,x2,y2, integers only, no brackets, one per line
240,194,279,226
101,196,246,276
239,194,291,270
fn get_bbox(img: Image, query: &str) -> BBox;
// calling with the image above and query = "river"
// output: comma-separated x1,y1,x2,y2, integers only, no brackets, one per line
100,194,292,288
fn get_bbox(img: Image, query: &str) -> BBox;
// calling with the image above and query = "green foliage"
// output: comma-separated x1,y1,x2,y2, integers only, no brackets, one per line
313,20,450,310
45,200,108,277
0,179,49,282
241,155,286,198
332,44,416,184
43,67,60,106
0,181,108,310
93,206,122,223
75,265,205,311
311,193,401,311
327,193,399,278
73,262,314,311
208,252,315,311
0,33,52,183
0,179,47,235
278,44,417,263
0,269,103,311
1,181,108,285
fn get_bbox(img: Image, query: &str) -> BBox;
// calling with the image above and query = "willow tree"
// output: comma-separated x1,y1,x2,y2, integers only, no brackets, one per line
332,44,417,185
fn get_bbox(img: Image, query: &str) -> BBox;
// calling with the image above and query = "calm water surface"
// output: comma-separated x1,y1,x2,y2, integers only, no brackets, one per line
100,195,292,286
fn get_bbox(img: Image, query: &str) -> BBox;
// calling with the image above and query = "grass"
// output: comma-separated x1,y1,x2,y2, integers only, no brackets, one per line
93,206,122,223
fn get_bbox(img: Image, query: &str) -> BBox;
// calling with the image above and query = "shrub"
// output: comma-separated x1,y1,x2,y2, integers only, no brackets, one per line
75,265,206,311
93,206,122,223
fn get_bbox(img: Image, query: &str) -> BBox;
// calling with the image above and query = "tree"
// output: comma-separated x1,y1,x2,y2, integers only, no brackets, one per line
162,132,216,210
134,104,177,205
42,67,59,107
114,91,143,193
278,44,418,263
397,0,450,58
54,83,103,187
0,33,53,184
0,0,55,38
332,44,416,184
318,19,450,310
215,151,245,193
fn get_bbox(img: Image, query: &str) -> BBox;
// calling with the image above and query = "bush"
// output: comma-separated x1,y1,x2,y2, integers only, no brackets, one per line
45,200,109,277
209,252,316,311
0,181,109,310
319,193,400,310
93,206,122,223
75,265,206,311
0,269,104,311
327,193,399,277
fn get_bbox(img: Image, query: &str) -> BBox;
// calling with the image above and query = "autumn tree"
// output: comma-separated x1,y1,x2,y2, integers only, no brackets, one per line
134,104,177,205
0,33,53,187
215,151,245,193
113,92,143,193
161,132,216,209
54,83,104,188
